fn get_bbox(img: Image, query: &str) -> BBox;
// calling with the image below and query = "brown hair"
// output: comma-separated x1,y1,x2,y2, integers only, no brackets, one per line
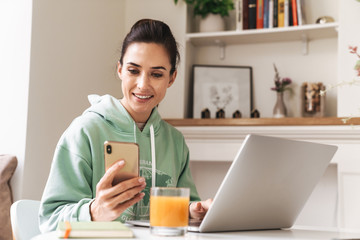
119,19,180,75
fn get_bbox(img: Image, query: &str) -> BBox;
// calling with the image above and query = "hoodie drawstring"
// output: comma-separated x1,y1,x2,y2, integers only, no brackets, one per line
133,123,137,144
150,124,156,188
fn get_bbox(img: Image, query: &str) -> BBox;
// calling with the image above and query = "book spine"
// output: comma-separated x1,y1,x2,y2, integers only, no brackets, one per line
263,0,269,28
248,0,257,29
296,0,303,25
278,0,285,27
243,0,249,29
291,0,298,26
284,0,289,27
256,0,264,29
236,0,243,30
273,0,278,27
289,0,293,26
269,0,273,28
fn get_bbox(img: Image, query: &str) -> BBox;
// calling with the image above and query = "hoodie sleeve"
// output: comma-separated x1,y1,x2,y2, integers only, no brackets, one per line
39,128,95,233
176,140,201,202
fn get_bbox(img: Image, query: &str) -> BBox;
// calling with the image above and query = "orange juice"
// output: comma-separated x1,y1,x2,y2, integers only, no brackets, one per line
150,195,189,227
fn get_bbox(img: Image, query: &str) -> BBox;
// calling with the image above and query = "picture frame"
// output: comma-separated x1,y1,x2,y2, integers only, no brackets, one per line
192,65,253,118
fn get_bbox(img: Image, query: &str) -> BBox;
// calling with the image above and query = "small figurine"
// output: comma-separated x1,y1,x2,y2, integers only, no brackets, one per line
216,109,225,118
201,108,211,119
251,109,260,118
232,110,242,118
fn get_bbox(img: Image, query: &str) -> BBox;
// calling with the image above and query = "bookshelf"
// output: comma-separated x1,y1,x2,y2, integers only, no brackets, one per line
183,0,340,118
186,22,338,46
186,22,338,56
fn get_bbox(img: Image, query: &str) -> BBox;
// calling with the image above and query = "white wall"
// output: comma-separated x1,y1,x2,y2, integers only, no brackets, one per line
337,0,360,117
0,0,33,200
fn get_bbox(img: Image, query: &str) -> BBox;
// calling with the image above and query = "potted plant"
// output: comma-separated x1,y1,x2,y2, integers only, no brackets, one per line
174,0,235,32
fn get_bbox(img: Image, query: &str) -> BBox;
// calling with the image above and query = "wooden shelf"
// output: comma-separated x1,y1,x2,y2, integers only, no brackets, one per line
186,23,338,46
165,117,360,127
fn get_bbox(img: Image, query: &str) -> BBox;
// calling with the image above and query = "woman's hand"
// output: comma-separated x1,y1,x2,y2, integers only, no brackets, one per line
90,160,146,221
189,198,213,220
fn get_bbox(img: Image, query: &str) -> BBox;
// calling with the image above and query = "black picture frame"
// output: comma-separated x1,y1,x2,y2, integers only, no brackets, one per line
191,65,253,118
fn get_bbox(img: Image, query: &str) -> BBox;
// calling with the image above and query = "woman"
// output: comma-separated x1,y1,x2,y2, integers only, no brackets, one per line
39,19,211,232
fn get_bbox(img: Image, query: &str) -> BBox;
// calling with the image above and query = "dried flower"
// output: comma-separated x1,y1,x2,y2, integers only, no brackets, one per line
271,64,292,93
349,46,360,76
321,45,360,123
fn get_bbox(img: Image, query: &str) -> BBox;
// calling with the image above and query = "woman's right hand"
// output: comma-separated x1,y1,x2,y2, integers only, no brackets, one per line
90,160,146,221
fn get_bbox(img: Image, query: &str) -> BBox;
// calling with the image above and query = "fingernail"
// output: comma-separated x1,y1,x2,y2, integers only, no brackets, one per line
118,160,125,166
140,192,145,198
138,177,145,183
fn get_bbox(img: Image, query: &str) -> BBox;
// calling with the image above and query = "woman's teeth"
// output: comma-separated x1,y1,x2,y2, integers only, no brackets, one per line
134,94,152,99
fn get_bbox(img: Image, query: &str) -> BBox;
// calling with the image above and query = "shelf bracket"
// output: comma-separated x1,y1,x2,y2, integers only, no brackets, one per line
214,39,226,60
301,34,308,55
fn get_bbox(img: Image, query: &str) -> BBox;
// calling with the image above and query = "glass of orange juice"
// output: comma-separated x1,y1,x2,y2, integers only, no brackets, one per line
150,187,190,236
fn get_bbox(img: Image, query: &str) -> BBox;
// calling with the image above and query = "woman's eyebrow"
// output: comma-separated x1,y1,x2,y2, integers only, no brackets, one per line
151,66,167,70
127,62,167,71
127,62,141,67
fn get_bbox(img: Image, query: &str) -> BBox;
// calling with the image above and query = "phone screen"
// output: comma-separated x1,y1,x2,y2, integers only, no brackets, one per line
104,141,139,185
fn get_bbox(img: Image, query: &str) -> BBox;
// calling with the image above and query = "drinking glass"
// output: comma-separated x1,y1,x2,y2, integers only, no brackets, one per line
150,187,190,236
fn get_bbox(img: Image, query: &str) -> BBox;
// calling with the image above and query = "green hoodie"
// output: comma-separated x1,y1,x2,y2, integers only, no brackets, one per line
39,94,200,233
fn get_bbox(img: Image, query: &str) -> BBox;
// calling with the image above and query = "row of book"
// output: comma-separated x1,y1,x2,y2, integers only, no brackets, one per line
236,0,305,30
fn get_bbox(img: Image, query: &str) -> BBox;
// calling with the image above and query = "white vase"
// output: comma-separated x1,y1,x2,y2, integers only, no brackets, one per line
199,14,225,32
273,92,287,118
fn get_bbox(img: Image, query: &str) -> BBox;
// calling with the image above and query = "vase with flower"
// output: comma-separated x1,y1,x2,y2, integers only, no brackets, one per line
271,64,292,118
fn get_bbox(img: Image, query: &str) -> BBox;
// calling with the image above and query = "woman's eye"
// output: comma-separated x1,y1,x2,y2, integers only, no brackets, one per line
128,69,139,75
152,73,163,78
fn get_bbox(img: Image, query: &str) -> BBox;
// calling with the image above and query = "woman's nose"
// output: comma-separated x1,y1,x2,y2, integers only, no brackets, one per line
137,73,149,89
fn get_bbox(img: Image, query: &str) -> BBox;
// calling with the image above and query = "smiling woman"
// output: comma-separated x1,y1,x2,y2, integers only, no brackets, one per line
38,19,212,233
118,42,176,123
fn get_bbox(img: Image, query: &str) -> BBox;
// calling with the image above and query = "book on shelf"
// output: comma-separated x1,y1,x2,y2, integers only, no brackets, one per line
284,0,289,27
263,0,270,28
296,0,305,25
248,0,257,29
291,0,298,26
256,0,264,29
236,0,243,30
268,0,274,28
243,0,249,29
273,0,278,27
57,221,134,238
277,0,285,27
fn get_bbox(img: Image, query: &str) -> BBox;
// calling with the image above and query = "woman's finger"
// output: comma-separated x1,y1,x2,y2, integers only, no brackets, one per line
114,192,145,215
112,182,146,205
97,160,125,189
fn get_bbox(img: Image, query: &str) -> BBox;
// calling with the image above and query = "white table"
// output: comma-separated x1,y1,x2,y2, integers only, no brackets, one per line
32,225,360,240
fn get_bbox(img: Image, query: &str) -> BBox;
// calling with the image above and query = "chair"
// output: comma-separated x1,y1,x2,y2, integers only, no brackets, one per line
10,199,41,240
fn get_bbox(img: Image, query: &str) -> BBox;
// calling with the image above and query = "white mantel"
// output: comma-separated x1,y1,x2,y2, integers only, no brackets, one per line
175,125,360,229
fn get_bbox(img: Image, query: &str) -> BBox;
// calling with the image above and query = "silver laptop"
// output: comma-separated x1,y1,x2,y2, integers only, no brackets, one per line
127,134,338,233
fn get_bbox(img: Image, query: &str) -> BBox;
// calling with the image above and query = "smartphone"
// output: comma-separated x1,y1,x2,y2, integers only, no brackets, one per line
104,141,139,185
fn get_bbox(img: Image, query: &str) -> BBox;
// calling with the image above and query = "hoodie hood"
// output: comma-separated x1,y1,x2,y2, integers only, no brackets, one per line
85,94,162,135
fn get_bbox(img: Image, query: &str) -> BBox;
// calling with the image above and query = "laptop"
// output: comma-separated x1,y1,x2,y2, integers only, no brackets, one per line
127,134,338,233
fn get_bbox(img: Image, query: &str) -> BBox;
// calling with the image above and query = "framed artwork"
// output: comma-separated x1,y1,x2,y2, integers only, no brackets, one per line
192,65,253,118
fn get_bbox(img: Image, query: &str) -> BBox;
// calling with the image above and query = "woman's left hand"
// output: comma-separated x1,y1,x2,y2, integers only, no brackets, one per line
189,198,213,220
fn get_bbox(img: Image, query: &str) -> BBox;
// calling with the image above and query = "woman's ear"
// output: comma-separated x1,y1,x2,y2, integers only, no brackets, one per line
117,61,122,78
168,70,177,88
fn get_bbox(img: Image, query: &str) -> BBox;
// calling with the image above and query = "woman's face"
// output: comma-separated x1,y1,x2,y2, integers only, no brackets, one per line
118,42,176,123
